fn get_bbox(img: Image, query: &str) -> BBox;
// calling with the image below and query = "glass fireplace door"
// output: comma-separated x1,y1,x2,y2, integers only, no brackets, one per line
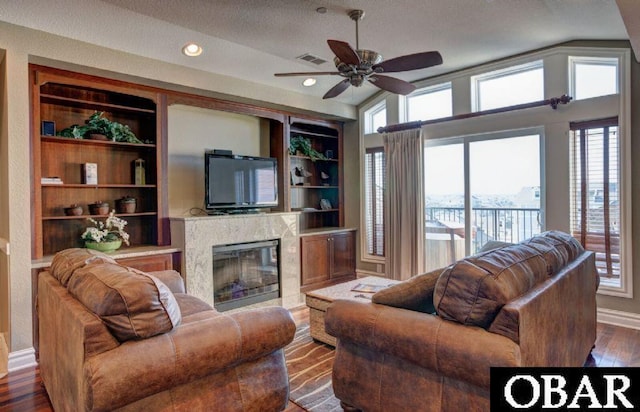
212,239,280,311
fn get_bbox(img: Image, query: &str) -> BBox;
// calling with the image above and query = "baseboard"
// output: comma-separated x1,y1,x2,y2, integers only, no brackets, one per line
7,347,37,372
356,269,385,278
597,308,640,330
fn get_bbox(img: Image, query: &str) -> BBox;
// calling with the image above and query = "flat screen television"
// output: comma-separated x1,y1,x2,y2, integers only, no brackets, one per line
205,152,278,211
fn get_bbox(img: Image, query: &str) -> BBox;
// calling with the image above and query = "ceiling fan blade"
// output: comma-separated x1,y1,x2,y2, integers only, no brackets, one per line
323,79,351,99
274,71,341,77
369,75,416,95
373,51,443,73
327,40,361,66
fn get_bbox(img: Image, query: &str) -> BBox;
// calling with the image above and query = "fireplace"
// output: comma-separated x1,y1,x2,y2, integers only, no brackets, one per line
212,239,280,311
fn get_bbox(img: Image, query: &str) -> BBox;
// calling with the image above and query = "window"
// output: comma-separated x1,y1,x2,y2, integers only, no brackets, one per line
569,56,618,100
365,147,385,257
471,60,544,111
364,101,386,134
570,118,627,293
406,83,452,122
425,133,542,271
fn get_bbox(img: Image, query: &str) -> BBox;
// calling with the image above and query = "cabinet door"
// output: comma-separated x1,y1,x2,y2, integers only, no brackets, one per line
330,231,355,279
117,253,173,272
300,235,330,286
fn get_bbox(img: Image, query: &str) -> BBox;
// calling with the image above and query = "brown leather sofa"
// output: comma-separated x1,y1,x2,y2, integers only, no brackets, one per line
38,248,296,412
325,231,598,412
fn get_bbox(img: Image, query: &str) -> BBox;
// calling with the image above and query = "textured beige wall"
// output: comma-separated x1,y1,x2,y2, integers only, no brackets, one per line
3,47,31,352
0,51,9,337
597,50,640,314
167,105,262,216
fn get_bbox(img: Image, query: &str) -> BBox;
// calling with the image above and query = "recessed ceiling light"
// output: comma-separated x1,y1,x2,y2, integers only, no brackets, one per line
182,43,203,57
302,78,317,87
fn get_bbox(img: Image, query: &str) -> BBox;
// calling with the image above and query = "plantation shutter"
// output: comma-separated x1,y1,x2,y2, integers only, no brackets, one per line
365,147,385,256
569,117,620,280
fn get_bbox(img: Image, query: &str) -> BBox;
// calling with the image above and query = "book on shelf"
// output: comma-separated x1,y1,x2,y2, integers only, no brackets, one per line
350,283,391,293
41,176,63,184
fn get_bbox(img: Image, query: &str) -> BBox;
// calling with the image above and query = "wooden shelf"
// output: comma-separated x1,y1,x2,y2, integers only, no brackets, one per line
31,64,168,258
41,135,156,148
41,94,156,114
289,155,338,162
42,212,157,221
295,208,340,214
42,184,157,188
282,118,344,231
291,185,339,189
290,127,338,139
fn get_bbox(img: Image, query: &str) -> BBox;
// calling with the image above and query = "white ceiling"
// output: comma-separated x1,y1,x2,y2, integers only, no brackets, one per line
0,0,635,106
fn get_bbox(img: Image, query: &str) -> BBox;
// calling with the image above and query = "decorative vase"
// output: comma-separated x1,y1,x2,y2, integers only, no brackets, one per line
85,239,122,252
116,197,136,214
89,201,109,215
64,204,83,216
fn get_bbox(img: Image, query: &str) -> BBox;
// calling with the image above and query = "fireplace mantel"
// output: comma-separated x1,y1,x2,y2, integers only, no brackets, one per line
170,212,302,309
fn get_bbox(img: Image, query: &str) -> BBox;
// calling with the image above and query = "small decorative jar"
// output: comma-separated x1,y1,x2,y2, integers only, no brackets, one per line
64,204,83,216
116,196,136,214
88,201,109,215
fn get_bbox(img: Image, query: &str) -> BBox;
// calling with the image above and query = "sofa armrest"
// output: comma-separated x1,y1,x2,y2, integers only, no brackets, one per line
148,269,185,294
371,268,442,313
325,300,521,389
84,306,295,411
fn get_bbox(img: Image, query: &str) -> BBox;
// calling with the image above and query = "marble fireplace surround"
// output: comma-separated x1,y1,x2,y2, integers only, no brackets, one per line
169,212,303,310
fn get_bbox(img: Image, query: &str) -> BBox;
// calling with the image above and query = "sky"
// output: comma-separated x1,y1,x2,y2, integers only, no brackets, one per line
425,135,541,196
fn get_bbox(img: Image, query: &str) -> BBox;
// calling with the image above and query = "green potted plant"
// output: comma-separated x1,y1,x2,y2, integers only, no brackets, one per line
289,136,326,161
81,210,130,252
57,112,143,143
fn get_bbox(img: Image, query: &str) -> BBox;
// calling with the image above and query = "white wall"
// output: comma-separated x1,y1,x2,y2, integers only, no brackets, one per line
167,105,265,216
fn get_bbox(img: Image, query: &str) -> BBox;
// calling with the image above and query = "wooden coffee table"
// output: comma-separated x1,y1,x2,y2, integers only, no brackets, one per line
305,276,399,346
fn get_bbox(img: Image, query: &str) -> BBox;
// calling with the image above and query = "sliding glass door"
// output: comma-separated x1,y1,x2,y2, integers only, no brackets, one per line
424,132,542,271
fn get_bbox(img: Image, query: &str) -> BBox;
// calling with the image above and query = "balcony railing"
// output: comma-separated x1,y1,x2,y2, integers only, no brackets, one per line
426,206,541,254
426,206,619,280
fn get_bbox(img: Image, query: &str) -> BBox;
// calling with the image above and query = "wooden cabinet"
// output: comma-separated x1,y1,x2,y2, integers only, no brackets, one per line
300,230,356,290
117,253,174,272
281,117,344,231
30,65,168,258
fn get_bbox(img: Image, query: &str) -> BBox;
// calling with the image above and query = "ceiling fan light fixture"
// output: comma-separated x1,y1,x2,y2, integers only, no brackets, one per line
273,8,442,99
302,78,317,87
182,43,203,57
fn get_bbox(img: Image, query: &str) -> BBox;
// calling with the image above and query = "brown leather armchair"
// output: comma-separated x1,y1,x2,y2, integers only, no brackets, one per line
325,231,598,412
38,248,296,412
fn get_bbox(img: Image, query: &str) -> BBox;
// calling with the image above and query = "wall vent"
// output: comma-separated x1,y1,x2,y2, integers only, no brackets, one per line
297,53,328,65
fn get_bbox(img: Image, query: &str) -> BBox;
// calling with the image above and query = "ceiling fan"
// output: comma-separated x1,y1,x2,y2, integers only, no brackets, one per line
275,9,443,99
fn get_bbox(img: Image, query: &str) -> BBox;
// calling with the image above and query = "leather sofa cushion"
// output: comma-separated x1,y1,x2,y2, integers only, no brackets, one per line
521,230,583,275
434,231,584,329
50,248,116,287
372,267,442,313
434,237,542,328
67,262,182,342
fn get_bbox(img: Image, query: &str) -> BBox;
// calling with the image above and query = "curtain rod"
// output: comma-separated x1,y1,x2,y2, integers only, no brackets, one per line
376,94,572,134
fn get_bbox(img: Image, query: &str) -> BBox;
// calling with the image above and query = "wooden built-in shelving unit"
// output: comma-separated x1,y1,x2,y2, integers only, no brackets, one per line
30,65,169,258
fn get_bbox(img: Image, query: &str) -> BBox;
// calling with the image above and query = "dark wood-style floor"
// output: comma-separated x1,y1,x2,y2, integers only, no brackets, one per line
2,308,639,412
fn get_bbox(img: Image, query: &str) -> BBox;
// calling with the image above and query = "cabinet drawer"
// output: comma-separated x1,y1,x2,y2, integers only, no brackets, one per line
117,253,173,272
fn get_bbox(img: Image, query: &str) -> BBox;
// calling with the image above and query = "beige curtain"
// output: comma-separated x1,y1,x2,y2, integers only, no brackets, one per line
383,128,425,280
